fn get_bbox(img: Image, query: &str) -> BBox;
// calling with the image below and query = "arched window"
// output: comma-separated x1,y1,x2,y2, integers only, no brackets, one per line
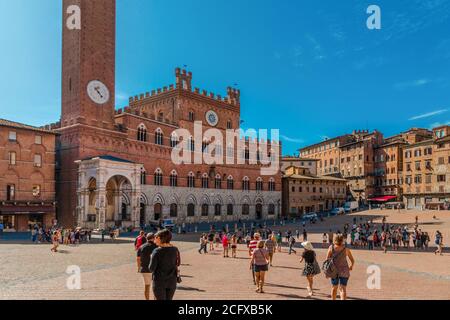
215,175,222,189
244,148,250,161
201,203,209,216
188,111,195,122
158,112,164,122
268,178,276,192
227,204,234,216
202,140,209,154
215,204,222,216
170,132,179,148
201,174,209,189
187,172,195,188
256,178,264,192
242,204,250,215
242,177,250,191
154,169,163,186
170,170,178,187
187,203,195,217
268,203,275,215
170,203,178,217
188,136,195,152
137,124,147,142
155,128,164,145
227,120,232,130
227,143,234,159
140,169,147,185
227,176,234,190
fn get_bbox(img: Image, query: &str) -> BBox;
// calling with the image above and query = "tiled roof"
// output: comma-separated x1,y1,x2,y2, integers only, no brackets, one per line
284,173,347,182
0,118,56,134
83,155,135,164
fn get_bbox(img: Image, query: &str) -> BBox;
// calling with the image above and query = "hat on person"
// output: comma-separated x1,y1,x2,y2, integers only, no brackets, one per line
301,241,314,251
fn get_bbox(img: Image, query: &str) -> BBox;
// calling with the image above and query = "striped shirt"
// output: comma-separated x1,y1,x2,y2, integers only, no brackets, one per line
249,240,258,254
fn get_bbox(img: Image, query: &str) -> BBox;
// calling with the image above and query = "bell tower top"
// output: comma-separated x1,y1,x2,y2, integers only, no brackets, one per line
61,0,116,129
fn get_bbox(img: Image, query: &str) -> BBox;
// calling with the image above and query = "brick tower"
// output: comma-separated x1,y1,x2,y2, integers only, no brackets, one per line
61,0,116,128
58,0,117,226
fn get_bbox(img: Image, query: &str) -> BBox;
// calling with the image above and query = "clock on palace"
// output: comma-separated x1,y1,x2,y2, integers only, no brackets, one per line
206,110,219,127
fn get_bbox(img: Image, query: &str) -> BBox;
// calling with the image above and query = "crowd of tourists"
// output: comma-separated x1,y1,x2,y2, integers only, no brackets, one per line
333,217,445,255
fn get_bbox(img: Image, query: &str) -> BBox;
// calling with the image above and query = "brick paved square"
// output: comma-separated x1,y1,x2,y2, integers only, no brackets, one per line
0,209,449,300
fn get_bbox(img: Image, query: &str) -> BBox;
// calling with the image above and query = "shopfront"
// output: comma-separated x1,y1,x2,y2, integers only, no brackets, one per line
0,202,56,232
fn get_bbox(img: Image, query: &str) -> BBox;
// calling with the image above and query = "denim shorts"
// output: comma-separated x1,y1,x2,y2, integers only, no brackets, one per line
331,277,349,286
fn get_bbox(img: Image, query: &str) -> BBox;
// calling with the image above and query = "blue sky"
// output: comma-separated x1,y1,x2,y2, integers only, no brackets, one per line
0,0,449,155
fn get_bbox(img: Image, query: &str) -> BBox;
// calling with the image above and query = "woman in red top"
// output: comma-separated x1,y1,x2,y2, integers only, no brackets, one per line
222,234,229,258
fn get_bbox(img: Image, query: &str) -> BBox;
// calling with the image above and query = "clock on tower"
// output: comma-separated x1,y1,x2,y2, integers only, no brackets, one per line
61,0,116,129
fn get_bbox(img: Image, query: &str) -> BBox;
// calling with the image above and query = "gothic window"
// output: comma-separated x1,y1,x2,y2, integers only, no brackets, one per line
187,172,195,188
140,169,147,185
170,204,178,217
170,170,178,187
170,132,179,148
215,175,222,189
201,174,209,189
201,203,209,216
187,203,195,217
256,178,264,191
137,124,147,142
242,177,250,191
227,176,234,190
227,204,234,216
214,204,222,216
155,129,164,145
154,169,163,186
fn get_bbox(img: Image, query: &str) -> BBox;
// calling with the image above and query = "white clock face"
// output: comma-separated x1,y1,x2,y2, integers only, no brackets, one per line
206,110,219,127
87,80,110,105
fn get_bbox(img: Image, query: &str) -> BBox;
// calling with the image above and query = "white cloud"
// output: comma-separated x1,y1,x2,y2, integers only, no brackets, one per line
429,120,450,129
394,79,431,89
409,109,448,121
280,135,304,144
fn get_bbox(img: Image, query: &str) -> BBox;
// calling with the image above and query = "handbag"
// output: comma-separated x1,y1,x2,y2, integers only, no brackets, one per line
322,246,345,279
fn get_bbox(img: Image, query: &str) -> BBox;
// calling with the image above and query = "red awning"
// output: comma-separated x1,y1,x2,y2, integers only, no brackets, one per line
368,196,397,202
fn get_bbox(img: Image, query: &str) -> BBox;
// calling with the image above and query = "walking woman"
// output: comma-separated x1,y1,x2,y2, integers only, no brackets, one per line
250,240,269,293
326,234,355,300
435,231,444,256
149,229,181,300
51,231,60,252
222,234,229,258
231,234,238,258
300,241,321,297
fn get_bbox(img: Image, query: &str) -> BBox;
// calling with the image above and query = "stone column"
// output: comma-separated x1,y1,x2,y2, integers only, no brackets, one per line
131,192,140,229
97,189,107,230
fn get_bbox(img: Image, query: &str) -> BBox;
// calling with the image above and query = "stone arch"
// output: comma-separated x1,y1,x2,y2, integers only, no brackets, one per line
240,195,251,205
186,194,198,205
213,195,224,205
152,193,166,205
254,196,265,205
226,196,236,205
201,194,211,205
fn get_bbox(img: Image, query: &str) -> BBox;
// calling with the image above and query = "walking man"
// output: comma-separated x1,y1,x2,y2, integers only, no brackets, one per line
137,233,158,300
288,235,297,255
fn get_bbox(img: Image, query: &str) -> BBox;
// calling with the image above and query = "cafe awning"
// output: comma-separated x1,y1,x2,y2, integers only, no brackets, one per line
368,196,397,202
